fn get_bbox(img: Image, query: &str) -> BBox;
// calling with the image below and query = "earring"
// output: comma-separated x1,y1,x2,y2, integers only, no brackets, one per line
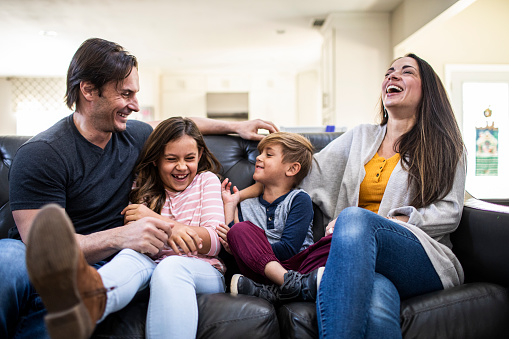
383,108,388,119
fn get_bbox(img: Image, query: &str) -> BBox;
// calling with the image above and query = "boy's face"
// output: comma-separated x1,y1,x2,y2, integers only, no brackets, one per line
253,144,289,185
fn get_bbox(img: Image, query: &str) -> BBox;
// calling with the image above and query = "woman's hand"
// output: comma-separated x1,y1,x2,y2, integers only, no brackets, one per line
325,218,337,236
168,221,203,256
216,222,232,254
121,204,162,224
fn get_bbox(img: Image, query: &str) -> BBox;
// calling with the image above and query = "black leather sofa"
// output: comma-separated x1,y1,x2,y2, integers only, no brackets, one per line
1,132,509,338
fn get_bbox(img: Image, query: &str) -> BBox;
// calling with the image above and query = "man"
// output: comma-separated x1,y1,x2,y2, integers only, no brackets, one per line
0,37,277,339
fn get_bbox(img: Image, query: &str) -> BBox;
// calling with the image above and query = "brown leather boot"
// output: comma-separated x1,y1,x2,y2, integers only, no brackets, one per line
26,204,107,339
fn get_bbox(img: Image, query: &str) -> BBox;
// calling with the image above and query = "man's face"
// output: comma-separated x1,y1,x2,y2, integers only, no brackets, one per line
89,67,140,133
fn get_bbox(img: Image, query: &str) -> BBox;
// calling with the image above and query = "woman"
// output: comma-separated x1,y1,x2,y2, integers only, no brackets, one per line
300,54,466,338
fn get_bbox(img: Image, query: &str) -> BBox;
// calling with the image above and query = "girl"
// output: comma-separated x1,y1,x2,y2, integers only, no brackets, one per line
27,117,226,339
118,116,225,338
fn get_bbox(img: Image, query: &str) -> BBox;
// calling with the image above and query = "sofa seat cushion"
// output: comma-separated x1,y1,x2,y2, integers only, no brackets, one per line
93,291,280,339
277,301,317,339
197,293,280,339
92,287,149,338
275,282,509,339
401,282,509,338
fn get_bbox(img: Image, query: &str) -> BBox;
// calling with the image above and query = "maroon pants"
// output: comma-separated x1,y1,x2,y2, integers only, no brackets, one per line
227,221,331,284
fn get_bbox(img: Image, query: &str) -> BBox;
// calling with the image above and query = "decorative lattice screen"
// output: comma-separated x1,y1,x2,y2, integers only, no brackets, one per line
9,77,69,135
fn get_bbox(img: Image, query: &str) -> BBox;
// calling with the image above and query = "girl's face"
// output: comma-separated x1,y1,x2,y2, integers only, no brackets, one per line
382,57,422,115
156,135,202,192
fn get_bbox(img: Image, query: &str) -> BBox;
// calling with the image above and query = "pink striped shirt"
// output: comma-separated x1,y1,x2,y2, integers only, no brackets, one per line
155,171,226,274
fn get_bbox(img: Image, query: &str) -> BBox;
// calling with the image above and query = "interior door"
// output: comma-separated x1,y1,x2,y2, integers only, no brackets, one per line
447,65,509,200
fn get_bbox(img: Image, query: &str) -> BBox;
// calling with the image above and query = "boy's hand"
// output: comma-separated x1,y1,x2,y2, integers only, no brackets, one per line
325,218,337,236
122,204,161,224
221,178,240,206
221,178,240,226
216,222,232,254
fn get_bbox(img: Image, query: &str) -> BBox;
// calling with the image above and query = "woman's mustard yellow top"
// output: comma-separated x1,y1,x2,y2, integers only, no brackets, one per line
358,153,401,214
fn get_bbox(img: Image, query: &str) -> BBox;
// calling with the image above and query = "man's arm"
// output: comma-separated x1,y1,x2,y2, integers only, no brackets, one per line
149,117,278,141
14,209,172,264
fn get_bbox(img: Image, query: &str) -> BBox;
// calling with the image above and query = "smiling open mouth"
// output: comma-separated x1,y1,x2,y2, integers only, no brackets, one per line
386,85,403,93
172,174,189,180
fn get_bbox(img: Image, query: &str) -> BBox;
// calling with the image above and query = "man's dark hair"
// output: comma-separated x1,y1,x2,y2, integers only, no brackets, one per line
65,38,138,110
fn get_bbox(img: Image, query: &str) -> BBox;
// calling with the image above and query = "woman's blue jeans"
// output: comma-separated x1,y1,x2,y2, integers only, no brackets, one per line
316,207,443,338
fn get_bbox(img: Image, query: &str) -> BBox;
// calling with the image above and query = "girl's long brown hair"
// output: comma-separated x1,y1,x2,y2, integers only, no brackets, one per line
129,117,222,213
379,53,464,208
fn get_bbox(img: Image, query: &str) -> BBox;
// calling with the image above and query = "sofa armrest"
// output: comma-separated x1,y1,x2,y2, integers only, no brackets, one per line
401,282,509,338
451,198,509,285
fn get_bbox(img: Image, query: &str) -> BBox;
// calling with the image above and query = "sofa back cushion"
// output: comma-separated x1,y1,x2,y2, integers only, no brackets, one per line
0,136,31,238
0,132,343,241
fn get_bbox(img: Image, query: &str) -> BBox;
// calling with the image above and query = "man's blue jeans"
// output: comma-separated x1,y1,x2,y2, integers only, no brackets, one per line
317,207,443,338
0,239,49,339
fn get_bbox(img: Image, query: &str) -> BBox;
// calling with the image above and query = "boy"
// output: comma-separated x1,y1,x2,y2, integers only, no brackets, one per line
217,132,325,304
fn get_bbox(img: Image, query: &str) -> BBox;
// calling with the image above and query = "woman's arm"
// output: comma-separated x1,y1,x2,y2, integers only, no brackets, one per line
387,154,466,237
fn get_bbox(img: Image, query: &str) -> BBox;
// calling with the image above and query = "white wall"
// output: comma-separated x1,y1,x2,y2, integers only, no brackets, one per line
137,67,161,120
159,71,304,129
321,13,392,129
394,0,508,80
296,70,321,127
0,79,14,135
391,0,462,46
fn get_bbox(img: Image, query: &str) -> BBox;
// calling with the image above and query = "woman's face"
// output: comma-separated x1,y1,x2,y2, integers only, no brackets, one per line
382,57,422,115
156,135,202,192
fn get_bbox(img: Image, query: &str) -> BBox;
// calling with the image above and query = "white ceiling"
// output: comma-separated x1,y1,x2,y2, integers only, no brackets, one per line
0,0,402,77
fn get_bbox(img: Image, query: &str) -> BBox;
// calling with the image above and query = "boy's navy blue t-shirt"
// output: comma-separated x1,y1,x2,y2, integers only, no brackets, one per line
9,114,153,238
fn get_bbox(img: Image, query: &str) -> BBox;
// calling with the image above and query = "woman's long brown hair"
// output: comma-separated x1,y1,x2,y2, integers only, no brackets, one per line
379,53,464,208
129,117,222,214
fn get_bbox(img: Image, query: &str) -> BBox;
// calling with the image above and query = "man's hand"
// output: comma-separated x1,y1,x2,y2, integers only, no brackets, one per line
235,119,279,141
216,222,232,254
122,204,162,224
114,217,172,257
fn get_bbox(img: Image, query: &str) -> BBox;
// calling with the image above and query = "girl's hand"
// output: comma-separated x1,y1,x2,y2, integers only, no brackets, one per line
122,204,160,224
325,218,337,236
216,223,232,254
168,223,203,256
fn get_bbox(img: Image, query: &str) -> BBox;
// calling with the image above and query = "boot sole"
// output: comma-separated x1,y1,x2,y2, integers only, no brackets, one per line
26,204,93,339
316,266,325,290
230,274,242,296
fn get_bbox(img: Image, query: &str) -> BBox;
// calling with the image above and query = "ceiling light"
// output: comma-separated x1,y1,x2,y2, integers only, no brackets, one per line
39,30,58,37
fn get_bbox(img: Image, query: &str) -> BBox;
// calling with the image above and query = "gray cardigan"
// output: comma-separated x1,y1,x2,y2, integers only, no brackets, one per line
300,124,466,288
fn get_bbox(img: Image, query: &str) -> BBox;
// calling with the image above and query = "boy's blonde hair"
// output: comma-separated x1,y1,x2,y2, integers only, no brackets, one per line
257,132,314,187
